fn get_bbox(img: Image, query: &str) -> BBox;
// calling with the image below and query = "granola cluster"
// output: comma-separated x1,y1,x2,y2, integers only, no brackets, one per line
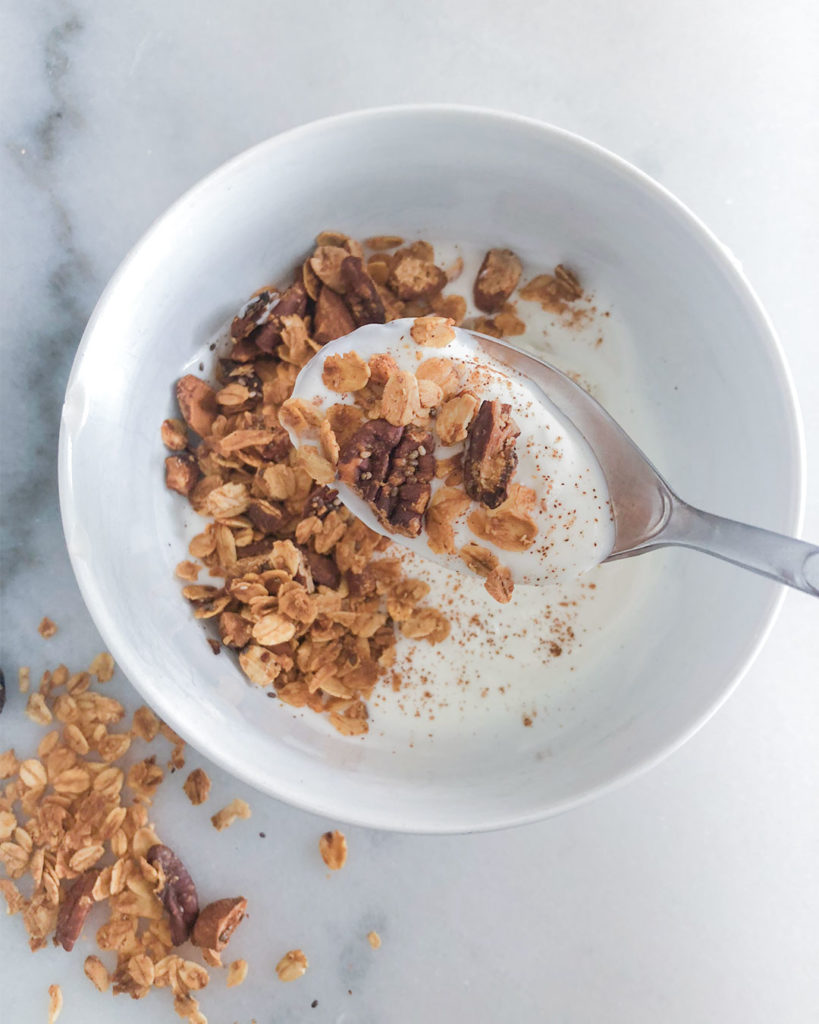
0,654,247,1023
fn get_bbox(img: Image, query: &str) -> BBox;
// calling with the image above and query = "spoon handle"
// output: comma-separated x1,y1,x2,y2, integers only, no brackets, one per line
661,500,819,597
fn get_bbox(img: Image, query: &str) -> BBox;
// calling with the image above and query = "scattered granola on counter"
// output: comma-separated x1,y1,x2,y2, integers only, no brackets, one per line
0,653,247,1024
210,798,252,832
38,618,58,640
47,982,63,1023
318,829,347,871
226,958,248,987
182,768,211,806
276,948,308,982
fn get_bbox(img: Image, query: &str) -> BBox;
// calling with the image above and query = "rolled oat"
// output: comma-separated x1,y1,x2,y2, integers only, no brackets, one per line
318,830,347,870
275,949,308,982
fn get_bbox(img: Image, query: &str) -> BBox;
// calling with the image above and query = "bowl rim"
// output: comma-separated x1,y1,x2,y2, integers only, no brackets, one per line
58,103,806,833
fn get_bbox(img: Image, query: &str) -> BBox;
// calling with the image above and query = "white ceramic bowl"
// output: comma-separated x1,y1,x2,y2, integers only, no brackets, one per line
59,106,803,832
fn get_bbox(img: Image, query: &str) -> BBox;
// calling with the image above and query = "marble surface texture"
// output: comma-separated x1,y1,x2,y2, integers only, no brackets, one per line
2,1,818,1021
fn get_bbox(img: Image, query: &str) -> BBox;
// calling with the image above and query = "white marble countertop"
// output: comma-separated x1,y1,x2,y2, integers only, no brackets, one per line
2,1,818,1021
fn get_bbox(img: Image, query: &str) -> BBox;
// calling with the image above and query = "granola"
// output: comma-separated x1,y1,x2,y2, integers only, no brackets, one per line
162,237,462,734
318,829,347,870
48,983,63,1023
0,654,247,1023
210,798,251,832
288,303,534,602
182,768,211,806
163,236,602,706
275,948,308,982
226,958,248,987
463,400,520,508
191,896,247,950
473,248,523,313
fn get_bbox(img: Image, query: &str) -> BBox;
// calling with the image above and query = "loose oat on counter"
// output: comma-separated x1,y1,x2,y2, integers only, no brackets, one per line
318,829,347,870
183,768,211,806
47,982,63,1022
162,233,468,736
37,618,58,639
210,798,251,832
226,958,248,987
275,948,308,982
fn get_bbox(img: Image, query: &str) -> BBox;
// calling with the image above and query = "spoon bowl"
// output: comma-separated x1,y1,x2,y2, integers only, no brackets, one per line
288,319,614,586
292,322,819,597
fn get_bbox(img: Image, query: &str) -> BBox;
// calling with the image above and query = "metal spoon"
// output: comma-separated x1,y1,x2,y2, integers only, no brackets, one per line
473,331,819,597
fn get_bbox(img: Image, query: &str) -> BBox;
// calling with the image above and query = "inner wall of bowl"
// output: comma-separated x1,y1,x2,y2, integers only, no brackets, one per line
64,110,799,828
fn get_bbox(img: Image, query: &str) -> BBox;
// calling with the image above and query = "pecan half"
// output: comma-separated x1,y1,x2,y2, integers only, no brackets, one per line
340,256,386,326
463,400,520,508
313,285,356,344
192,896,247,951
337,420,435,538
304,549,341,589
146,843,199,946
176,375,218,438
473,248,523,313
165,453,201,496
248,499,285,535
56,869,99,951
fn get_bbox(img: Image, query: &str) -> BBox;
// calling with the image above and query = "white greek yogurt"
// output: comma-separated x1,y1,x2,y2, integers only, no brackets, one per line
285,318,615,586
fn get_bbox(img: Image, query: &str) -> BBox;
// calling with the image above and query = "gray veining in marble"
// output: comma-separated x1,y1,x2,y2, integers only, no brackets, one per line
2,1,819,1021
